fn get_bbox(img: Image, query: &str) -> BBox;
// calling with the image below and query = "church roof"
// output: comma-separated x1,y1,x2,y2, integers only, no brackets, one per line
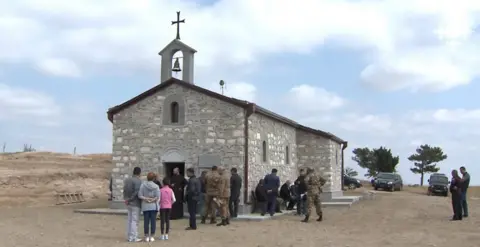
107,77,346,144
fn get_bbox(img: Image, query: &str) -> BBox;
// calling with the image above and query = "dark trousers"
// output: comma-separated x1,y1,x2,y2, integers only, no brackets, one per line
461,191,468,216
229,197,239,217
187,199,197,229
143,210,157,235
257,201,267,215
286,199,296,210
452,192,463,220
296,197,306,215
267,194,277,215
159,208,171,234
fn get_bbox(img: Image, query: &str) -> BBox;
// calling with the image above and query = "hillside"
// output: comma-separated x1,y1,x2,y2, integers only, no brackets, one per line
0,152,111,207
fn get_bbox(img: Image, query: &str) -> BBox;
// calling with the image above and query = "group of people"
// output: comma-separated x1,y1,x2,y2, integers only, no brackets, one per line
449,166,470,221
255,167,326,222
122,165,243,242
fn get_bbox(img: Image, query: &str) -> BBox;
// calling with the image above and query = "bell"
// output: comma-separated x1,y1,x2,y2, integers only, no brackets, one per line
172,57,181,72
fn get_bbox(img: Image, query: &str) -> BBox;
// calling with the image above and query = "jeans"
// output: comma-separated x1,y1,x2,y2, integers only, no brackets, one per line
461,191,468,216
229,197,239,217
198,193,206,216
187,199,198,229
159,208,171,234
143,210,157,236
452,192,463,220
296,197,306,215
126,206,140,241
266,194,277,216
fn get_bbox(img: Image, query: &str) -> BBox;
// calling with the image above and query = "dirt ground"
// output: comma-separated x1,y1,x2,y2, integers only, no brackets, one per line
0,190,477,247
0,152,478,247
0,152,111,207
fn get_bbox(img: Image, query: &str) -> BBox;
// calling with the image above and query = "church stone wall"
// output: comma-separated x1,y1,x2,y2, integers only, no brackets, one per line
247,113,297,200
110,83,245,203
296,130,343,198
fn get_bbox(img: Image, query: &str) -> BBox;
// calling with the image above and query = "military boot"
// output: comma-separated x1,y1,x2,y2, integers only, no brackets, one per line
209,218,217,224
216,218,227,226
301,215,309,223
200,216,206,224
317,215,323,222
225,217,230,225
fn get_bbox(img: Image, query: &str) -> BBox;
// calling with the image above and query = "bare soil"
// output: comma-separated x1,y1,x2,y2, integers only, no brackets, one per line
0,152,477,247
0,152,111,207
0,190,477,247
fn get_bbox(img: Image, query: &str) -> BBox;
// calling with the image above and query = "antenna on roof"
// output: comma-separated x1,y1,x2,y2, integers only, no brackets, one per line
219,80,226,95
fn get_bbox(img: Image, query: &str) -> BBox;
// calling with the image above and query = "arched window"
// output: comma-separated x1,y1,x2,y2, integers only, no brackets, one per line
285,145,290,164
262,141,267,162
171,102,179,123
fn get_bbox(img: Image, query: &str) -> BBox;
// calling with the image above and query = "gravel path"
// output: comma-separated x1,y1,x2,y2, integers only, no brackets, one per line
0,191,478,247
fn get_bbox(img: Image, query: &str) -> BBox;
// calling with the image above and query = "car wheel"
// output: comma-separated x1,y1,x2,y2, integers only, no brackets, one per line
444,192,448,197
390,186,394,192
374,187,378,191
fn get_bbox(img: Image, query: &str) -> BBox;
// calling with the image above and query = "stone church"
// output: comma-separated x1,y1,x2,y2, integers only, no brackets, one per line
107,16,348,210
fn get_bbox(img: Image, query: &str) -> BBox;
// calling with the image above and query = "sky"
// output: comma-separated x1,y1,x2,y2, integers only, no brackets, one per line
1,0,480,185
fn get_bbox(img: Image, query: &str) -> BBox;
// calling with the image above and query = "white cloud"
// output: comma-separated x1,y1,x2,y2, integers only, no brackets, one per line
35,58,81,77
208,81,256,102
288,84,345,112
0,83,61,122
1,0,480,91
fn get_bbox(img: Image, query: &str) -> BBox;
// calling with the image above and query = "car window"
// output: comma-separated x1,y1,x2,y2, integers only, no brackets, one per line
377,173,395,179
430,176,448,183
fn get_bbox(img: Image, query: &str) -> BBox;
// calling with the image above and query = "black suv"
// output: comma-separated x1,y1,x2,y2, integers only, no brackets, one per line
374,172,403,192
427,173,449,197
344,175,362,190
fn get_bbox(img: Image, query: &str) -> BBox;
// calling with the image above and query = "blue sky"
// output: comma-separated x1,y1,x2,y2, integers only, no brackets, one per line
1,0,480,185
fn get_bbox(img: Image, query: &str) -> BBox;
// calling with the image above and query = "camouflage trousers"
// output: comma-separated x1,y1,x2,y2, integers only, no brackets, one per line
218,198,230,219
204,195,220,220
306,193,322,217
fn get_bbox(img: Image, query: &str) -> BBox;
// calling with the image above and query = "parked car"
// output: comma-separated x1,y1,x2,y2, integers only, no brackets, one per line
427,173,449,197
374,172,403,192
344,175,362,190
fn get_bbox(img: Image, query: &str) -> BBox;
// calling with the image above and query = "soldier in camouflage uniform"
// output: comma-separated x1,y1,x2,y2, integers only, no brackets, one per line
216,166,231,226
201,166,221,224
302,167,326,223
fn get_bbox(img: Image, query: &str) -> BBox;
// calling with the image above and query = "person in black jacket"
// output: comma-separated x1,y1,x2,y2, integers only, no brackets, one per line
294,168,307,215
279,180,295,210
229,168,242,218
255,179,268,216
450,169,464,221
185,168,201,230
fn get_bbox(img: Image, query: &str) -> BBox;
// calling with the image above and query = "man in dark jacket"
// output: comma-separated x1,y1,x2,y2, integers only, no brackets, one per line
263,168,280,216
185,168,201,230
294,168,307,215
459,166,470,217
280,180,295,210
229,168,242,218
198,170,208,216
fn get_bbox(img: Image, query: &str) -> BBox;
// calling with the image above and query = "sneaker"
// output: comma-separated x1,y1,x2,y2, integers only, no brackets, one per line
165,234,169,240
149,237,155,242
144,237,150,242
159,235,165,240
130,238,142,242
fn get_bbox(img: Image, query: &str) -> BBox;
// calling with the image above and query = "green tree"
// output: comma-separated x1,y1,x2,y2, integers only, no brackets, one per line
345,167,358,177
408,144,447,186
352,146,399,177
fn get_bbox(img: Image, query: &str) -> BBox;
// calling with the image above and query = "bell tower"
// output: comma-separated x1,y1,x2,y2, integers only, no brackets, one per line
159,11,197,84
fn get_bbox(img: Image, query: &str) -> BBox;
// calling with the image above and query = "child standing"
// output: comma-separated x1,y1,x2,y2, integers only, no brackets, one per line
159,177,176,240
138,172,160,242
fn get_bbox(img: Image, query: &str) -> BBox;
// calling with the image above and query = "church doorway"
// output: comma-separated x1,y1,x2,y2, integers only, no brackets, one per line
164,162,185,178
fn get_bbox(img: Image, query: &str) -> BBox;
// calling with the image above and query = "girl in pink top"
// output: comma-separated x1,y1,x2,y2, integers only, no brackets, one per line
159,177,176,240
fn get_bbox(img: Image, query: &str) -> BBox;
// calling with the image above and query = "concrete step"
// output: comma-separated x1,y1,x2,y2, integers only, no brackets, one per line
321,201,353,208
329,196,361,203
